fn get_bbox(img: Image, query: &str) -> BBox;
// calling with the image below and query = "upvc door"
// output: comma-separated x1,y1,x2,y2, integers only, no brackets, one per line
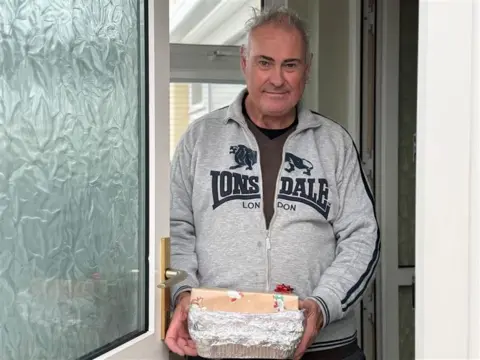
0,0,171,358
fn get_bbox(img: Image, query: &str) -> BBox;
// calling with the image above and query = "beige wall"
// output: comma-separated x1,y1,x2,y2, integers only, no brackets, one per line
169,83,189,158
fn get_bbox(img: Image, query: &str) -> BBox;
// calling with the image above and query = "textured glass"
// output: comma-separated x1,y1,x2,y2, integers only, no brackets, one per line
0,0,147,359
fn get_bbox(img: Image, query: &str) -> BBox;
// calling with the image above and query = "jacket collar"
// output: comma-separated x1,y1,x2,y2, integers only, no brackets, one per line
225,88,322,131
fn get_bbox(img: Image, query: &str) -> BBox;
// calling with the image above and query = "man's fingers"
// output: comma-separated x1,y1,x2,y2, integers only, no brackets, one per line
177,337,197,356
165,308,193,356
293,333,309,360
187,339,197,348
177,337,189,348
183,344,198,357
165,336,185,356
294,306,320,360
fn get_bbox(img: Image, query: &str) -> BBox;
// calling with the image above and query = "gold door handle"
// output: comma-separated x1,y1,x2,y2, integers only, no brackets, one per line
157,268,187,289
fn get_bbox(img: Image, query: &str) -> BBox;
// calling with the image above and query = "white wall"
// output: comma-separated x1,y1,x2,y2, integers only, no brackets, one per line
415,1,478,358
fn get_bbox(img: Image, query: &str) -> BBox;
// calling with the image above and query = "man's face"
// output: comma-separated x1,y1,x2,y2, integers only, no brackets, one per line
241,23,310,117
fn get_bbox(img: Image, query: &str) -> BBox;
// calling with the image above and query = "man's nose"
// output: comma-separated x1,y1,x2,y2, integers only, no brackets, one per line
269,66,285,87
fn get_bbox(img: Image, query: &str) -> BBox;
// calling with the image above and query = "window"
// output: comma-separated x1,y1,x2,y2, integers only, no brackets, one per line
0,0,148,359
168,0,280,156
169,0,262,46
170,82,245,157
190,83,204,105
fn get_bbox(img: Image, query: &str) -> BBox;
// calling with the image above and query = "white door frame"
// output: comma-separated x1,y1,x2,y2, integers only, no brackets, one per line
416,1,477,358
95,0,171,357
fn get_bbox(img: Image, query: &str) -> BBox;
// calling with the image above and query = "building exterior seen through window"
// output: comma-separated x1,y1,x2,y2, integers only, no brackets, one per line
169,0,261,157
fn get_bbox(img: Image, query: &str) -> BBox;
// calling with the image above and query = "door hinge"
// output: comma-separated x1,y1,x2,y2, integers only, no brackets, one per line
413,132,417,163
362,155,375,188
412,274,415,310
362,287,376,325
366,0,376,34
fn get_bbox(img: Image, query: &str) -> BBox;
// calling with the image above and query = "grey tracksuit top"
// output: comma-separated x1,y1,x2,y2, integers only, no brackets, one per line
169,89,380,351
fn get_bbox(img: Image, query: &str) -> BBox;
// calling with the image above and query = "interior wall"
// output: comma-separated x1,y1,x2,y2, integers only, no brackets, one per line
288,0,356,133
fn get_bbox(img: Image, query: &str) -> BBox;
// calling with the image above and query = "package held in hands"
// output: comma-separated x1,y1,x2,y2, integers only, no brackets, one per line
187,286,305,359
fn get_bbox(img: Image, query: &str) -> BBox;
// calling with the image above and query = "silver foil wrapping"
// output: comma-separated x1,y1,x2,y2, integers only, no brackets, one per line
188,307,305,359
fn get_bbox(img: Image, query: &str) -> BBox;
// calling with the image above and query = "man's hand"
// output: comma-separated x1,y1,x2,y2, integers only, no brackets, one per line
293,299,324,360
165,292,197,356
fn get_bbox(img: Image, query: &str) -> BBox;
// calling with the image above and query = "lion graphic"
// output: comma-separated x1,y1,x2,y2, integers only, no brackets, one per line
284,152,313,176
229,145,258,171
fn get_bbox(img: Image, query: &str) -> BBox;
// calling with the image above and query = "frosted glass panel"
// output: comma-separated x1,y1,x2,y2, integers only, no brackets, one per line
0,0,147,359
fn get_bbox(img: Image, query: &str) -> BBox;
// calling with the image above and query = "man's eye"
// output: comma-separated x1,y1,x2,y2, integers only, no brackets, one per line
258,60,270,67
285,63,297,69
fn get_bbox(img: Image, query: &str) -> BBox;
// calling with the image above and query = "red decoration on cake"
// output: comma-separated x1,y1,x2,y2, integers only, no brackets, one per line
274,283,294,294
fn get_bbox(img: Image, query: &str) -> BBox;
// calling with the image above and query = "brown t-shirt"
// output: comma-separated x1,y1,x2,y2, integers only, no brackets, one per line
242,97,298,229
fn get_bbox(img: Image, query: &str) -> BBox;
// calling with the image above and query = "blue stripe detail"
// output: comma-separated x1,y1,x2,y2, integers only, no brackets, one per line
173,285,192,303
311,111,381,313
308,332,357,350
339,140,380,310
342,239,381,311
312,296,330,325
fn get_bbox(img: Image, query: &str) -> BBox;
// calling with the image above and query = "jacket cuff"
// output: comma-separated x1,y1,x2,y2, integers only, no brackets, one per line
172,285,192,309
307,287,342,328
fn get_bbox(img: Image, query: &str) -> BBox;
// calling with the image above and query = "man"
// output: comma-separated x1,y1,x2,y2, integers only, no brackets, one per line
166,6,379,360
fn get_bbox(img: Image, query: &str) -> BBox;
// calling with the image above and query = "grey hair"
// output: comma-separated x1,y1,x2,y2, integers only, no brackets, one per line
243,6,311,63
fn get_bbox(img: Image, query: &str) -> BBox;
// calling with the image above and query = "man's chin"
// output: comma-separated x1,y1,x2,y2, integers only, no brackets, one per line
260,104,293,117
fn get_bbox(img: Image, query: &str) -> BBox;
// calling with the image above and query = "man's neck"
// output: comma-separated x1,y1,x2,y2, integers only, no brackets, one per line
245,95,296,130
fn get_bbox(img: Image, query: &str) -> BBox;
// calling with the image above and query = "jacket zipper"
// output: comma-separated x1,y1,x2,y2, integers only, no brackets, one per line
237,120,299,292
265,133,296,291
265,232,271,291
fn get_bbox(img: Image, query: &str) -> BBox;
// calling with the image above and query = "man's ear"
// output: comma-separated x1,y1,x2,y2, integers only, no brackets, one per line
306,53,313,74
240,45,248,74
305,52,313,82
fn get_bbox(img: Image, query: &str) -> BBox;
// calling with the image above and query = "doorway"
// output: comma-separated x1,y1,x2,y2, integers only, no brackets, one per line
375,0,418,359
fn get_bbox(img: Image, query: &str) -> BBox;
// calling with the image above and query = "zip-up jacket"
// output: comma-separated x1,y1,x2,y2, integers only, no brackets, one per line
170,89,380,351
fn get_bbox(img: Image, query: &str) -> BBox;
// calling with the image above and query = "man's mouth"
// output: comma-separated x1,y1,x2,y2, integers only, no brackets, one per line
264,91,288,95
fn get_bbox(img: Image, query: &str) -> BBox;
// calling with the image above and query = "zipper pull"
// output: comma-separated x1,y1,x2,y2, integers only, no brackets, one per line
266,236,271,250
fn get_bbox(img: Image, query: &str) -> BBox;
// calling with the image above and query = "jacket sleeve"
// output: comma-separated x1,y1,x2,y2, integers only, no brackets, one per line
170,135,199,307
306,135,380,328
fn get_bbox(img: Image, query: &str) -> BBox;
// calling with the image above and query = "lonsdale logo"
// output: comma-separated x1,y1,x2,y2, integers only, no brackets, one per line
210,146,331,220
279,152,331,219
210,145,260,210
210,170,260,210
